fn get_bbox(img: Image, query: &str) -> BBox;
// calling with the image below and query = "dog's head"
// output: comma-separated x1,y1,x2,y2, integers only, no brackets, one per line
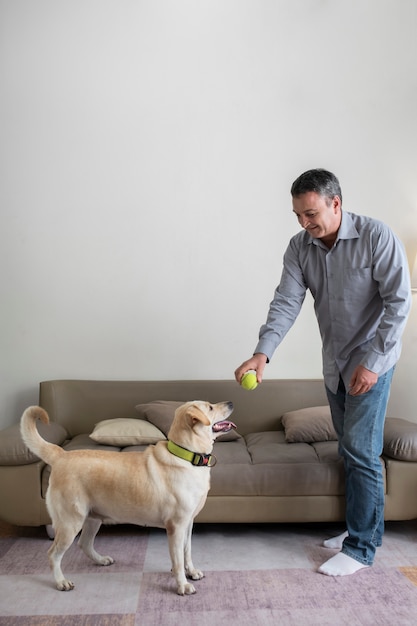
168,400,235,454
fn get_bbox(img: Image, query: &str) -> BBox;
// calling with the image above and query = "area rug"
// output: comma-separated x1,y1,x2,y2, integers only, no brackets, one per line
1,523,417,625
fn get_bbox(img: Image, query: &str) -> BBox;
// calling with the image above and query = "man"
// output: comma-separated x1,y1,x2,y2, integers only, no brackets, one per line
235,168,411,576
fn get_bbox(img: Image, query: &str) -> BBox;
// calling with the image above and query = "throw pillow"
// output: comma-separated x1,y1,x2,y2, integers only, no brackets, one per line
135,400,241,441
135,401,183,436
383,417,417,461
89,418,166,446
281,406,337,443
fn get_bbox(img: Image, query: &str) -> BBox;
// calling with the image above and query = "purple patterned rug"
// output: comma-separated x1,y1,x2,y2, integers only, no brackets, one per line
1,523,417,625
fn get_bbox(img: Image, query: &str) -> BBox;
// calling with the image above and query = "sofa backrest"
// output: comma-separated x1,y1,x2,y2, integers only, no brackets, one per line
39,379,328,438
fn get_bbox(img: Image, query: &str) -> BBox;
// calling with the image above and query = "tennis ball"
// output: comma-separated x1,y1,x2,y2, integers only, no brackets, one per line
241,371,258,391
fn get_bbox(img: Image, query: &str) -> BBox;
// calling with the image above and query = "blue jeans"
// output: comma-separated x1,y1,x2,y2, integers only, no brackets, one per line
325,366,395,566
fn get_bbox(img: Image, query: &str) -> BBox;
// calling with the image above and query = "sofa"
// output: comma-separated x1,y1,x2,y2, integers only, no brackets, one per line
1,378,417,529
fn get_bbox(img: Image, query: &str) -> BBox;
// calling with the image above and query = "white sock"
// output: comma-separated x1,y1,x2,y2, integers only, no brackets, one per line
323,530,348,549
318,552,369,576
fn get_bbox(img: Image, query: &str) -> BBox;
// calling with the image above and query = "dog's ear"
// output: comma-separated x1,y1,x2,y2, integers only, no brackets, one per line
186,404,211,427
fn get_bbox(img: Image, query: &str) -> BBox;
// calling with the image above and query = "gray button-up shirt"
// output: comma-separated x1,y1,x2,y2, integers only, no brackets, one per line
255,211,412,393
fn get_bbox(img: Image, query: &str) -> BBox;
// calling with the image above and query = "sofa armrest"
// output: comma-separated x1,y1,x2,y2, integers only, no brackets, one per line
0,422,68,466
384,418,417,461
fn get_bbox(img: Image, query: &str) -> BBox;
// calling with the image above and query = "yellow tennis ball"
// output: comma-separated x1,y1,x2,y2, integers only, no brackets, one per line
241,371,258,391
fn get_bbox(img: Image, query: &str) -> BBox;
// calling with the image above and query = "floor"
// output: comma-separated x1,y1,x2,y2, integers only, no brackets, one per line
1,520,417,625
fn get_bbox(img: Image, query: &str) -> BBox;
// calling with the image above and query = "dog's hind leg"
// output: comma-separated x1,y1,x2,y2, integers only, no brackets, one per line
48,521,83,591
77,516,114,566
184,521,204,582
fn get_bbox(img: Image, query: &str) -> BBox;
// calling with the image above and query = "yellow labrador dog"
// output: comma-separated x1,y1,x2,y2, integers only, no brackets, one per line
20,400,235,595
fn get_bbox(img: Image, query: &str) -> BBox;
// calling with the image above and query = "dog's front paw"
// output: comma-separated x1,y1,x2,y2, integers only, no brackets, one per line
186,568,204,581
56,579,75,591
177,582,197,595
98,555,114,566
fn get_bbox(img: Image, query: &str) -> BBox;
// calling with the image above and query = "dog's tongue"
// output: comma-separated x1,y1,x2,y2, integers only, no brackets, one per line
212,420,237,433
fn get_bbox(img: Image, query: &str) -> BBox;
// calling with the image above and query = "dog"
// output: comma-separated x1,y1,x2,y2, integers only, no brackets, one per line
20,400,235,595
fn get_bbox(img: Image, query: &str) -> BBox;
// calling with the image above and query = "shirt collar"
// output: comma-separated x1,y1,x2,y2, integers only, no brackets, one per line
337,211,359,241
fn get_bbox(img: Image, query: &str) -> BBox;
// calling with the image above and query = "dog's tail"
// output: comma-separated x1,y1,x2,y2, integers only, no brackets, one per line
20,406,63,465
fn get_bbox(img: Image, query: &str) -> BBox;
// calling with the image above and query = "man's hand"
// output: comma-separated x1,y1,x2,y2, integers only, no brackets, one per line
348,365,378,396
234,353,268,385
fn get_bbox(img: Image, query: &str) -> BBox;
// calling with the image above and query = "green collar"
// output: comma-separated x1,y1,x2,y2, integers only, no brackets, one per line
167,440,217,467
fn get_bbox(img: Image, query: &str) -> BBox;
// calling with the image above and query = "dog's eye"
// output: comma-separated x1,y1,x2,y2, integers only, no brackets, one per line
209,405,213,411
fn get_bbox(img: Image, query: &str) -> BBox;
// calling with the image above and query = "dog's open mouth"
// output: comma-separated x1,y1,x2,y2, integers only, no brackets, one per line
212,420,237,434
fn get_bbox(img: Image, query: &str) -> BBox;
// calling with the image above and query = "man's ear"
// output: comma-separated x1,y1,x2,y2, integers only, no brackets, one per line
186,405,211,427
332,195,342,212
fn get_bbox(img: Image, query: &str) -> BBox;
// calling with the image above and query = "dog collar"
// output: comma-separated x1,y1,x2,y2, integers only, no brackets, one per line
167,440,217,467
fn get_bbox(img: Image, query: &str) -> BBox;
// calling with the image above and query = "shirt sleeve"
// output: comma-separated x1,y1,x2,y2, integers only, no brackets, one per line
254,238,307,360
360,225,411,373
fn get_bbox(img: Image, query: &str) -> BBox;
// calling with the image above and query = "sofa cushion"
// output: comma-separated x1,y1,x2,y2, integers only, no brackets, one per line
226,431,345,497
0,421,68,466
89,418,166,446
135,400,241,441
281,406,337,443
383,418,417,461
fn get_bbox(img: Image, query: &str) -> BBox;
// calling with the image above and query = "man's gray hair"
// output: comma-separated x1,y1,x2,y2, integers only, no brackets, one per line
291,169,342,204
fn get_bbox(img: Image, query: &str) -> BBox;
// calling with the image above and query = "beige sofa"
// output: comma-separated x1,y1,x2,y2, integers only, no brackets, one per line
1,378,417,528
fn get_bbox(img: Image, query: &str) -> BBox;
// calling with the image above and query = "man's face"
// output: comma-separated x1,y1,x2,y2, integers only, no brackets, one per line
292,191,342,246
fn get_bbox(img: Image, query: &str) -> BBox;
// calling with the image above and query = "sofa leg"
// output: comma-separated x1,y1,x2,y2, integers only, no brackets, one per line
46,524,55,540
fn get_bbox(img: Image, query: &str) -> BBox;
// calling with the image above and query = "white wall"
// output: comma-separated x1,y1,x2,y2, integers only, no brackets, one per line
1,0,416,428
